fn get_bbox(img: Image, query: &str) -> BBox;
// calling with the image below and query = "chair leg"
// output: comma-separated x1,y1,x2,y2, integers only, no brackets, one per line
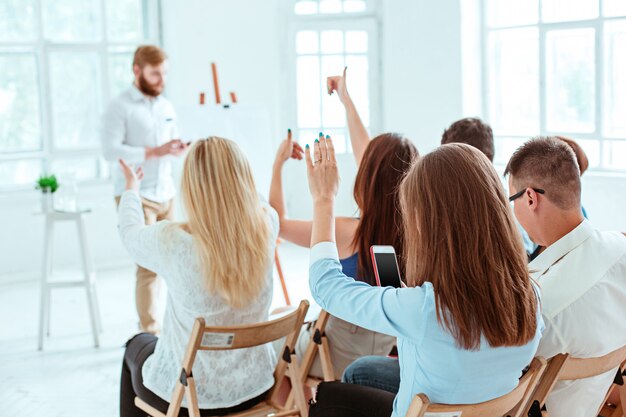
288,354,308,417
38,218,53,351
78,216,100,348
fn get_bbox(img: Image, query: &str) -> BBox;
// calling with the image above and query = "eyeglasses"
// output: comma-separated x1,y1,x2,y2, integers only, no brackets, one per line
509,188,545,202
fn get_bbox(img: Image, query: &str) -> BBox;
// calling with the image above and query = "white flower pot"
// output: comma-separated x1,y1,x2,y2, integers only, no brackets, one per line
41,192,54,213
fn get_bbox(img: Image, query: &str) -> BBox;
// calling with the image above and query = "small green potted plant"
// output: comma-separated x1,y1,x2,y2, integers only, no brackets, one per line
36,174,59,212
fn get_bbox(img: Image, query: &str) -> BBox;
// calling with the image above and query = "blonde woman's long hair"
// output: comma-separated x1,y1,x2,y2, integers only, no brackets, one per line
181,137,271,308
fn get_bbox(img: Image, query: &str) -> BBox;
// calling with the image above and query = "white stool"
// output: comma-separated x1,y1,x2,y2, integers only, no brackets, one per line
38,209,102,350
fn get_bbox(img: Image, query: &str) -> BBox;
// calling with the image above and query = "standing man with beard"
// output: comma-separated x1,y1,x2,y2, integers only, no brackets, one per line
102,45,187,335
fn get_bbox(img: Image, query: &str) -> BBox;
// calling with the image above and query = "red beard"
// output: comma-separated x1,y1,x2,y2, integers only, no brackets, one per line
138,73,162,97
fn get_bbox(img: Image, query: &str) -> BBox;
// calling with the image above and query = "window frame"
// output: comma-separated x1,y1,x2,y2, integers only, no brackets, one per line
0,0,161,191
480,0,626,172
288,0,381,154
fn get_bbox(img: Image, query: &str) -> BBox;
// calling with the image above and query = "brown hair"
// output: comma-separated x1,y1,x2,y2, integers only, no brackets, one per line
556,136,589,175
133,45,167,69
352,133,418,283
400,143,537,350
441,118,494,162
504,136,581,210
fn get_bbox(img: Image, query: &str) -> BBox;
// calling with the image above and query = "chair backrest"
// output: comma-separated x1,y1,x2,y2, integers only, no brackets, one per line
520,343,626,416
135,300,310,417
406,357,547,417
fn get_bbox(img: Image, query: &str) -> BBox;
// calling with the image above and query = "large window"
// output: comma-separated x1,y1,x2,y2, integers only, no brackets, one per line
484,0,626,171
0,0,160,190
290,0,379,154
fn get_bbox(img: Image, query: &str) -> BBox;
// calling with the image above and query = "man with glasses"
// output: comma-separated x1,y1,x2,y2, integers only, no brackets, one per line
505,136,626,417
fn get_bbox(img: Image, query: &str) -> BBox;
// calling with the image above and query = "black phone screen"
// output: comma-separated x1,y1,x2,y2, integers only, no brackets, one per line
374,253,402,288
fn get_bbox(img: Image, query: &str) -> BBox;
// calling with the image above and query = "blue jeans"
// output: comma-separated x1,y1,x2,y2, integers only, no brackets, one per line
341,356,401,394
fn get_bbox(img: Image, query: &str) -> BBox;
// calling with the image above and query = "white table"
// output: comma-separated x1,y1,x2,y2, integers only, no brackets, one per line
38,209,102,350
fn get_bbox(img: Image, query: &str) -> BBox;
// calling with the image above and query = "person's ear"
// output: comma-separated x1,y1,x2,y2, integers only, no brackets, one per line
132,64,141,78
526,188,539,212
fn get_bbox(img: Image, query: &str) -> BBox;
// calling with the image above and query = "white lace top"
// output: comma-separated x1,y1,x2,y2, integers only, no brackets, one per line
118,190,278,409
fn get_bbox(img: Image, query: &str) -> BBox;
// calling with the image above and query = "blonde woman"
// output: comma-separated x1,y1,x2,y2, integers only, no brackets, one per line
117,137,279,417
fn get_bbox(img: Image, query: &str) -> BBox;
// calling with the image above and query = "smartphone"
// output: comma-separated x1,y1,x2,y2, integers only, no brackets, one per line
370,245,402,288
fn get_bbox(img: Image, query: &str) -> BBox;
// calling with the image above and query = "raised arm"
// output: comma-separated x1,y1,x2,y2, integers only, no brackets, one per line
269,129,313,247
116,159,163,273
327,67,370,165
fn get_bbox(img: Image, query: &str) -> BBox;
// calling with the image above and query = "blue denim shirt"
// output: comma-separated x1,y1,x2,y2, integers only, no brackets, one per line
309,242,544,417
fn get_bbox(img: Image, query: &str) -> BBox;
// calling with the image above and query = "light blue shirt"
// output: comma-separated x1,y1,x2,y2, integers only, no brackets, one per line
309,242,544,417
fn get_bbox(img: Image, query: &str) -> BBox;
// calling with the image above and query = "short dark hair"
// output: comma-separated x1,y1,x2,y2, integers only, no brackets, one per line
504,136,581,210
441,118,494,162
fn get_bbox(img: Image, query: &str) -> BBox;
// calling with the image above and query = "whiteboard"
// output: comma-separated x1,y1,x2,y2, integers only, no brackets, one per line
176,103,275,195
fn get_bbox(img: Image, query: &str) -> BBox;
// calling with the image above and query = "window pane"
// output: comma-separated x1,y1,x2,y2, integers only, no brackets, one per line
0,54,41,153
43,0,100,41
494,137,527,166
0,159,41,188
486,0,538,27
319,0,342,14
321,55,346,128
545,29,595,133
604,0,626,17
294,1,318,15
542,0,599,22
296,129,319,148
0,0,37,41
345,31,368,53
603,140,626,169
321,30,343,54
296,30,319,54
49,52,102,149
343,0,366,13
576,139,600,168
488,28,539,135
296,56,321,128
106,0,143,41
345,55,370,127
51,158,99,181
604,20,626,137
109,50,133,97
322,129,347,153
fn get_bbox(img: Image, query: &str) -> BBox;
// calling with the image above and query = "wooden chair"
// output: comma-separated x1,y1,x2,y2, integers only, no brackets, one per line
284,309,336,409
274,238,291,306
519,344,626,417
135,300,310,417
405,357,547,417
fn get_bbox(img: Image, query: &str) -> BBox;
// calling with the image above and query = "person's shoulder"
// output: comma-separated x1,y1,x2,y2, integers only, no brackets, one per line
104,89,134,114
263,201,280,236
590,228,626,253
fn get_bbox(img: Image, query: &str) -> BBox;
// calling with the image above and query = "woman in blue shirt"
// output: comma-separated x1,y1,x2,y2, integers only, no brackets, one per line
304,137,544,417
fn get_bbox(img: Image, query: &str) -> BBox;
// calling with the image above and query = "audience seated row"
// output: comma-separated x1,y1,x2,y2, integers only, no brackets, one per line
115,68,626,417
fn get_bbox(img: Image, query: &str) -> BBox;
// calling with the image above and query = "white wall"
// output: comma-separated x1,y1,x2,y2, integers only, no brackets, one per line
1,0,624,283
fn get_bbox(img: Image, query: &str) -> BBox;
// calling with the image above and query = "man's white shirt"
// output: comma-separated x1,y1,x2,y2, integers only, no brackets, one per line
101,84,179,202
531,219,626,417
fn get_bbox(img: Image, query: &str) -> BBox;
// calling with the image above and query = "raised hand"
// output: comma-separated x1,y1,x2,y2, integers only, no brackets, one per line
327,67,349,104
119,158,144,191
274,129,304,166
305,134,339,203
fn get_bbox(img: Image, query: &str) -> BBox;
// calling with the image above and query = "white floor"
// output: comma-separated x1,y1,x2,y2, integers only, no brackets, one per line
0,243,311,417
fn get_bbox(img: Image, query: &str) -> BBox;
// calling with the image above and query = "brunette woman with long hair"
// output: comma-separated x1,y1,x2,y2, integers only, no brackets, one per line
117,137,279,417
270,128,417,379
305,138,543,417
